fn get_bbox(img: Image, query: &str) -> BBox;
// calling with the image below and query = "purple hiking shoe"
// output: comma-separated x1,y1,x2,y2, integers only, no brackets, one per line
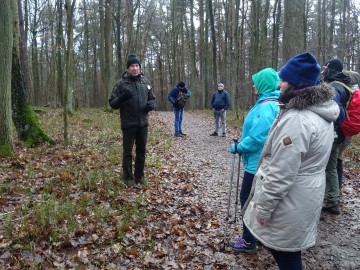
229,238,256,254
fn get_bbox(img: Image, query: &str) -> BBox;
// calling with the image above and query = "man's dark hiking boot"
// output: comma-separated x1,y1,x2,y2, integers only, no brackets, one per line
180,132,187,136
174,133,184,137
135,177,149,185
322,202,341,215
222,132,226,137
121,177,135,187
210,132,218,136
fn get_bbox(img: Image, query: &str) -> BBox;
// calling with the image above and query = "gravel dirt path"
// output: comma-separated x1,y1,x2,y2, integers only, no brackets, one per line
151,110,360,270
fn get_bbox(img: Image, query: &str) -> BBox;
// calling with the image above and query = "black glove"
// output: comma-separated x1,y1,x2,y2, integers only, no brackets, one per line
120,91,133,102
145,102,154,113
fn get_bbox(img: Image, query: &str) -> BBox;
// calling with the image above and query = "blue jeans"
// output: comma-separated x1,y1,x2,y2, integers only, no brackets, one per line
240,171,256,244
269,249,303,270
174,107,184,134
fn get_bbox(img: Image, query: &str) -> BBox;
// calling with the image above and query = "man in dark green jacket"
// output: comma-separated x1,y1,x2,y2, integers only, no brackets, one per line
109,55,156,187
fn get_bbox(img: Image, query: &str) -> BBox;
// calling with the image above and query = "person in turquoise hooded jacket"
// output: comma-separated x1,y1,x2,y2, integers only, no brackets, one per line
229,67,280,254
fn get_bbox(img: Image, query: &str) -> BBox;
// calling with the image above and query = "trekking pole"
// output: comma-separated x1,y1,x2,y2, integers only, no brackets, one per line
220,138,238,251
233,154,242,223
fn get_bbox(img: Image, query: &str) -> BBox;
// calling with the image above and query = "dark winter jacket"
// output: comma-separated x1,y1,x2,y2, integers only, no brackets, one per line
168,86,191,109
211,90,231,111
109,73,156,129
323,68,351,140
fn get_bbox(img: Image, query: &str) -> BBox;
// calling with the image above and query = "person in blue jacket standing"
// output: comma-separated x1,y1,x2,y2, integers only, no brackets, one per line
229,67,280,253
210,83,231,137
168,81,191,137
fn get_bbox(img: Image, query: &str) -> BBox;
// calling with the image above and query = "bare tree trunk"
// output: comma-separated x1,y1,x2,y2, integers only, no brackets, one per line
92,39,100,107
170,0,177,85
338,0,349,63
189,0,198,102
204,0,210,108
208,0,217,87
125,0,135,56
115,0,123,79
0,0,14,156
271,0,282,69
18,0,32,100
56,0,64,108
99,0,106,106
63,0,76,145
197,0,205,108
104,0,113,110
260,0,270,67
249,0,261,75
327,0,336,59
283,0,306,62
82,0,90,108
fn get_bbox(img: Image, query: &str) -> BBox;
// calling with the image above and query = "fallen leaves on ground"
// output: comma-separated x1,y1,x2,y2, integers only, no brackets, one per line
0,109,359,269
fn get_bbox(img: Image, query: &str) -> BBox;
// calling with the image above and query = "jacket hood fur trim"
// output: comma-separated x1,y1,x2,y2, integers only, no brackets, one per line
284,83,335,110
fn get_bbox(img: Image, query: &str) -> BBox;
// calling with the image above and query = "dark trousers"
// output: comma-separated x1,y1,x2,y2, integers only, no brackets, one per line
269,249,303,270
122,126,148,179
240,171,256,244
337,158,343,188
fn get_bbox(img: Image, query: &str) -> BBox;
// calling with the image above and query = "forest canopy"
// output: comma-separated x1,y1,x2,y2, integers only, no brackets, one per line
23,0,360,110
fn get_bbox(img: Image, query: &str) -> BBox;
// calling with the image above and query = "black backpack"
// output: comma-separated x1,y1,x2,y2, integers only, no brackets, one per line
175,91,189,108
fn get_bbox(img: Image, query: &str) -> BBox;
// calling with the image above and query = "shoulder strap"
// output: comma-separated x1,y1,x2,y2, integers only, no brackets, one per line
331,81,354,109
331,81,353,93
260,98,279,105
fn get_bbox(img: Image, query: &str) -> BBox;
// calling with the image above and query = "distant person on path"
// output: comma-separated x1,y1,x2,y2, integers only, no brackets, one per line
109,54,156,187
229,68,280,254
210,83,231,137
321,59,352,215
243,52,339,270
168,81,191,137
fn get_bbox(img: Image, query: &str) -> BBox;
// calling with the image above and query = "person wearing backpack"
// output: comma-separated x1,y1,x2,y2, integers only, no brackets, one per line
321,59,352,215
229,67,280,254
168,81,191,137
210,83,231,137
336,70,360,189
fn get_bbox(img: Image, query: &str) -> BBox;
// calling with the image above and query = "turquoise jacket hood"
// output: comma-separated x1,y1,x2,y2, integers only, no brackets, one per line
238,68,280,174
252,68,280,94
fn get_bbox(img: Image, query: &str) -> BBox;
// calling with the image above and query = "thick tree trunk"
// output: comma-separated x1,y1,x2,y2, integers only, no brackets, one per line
283,0,306,62
11,0,54,147
0,0,14,156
